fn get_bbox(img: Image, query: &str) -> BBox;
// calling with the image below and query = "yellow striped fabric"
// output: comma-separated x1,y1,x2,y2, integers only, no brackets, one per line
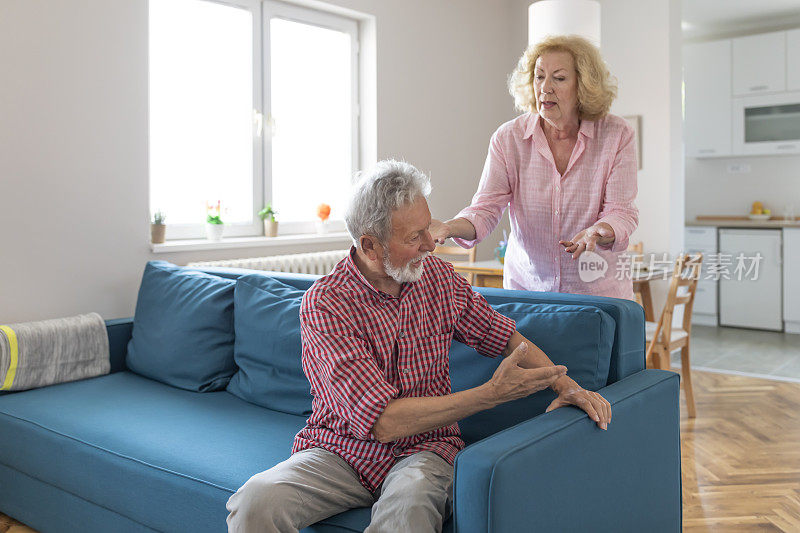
0,325,18,390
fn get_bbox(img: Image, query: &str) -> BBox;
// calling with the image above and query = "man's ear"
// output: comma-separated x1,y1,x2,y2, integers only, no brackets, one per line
359,235,382,262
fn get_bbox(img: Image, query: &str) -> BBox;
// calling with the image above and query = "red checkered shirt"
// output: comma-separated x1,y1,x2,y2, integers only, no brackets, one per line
292,247,516,492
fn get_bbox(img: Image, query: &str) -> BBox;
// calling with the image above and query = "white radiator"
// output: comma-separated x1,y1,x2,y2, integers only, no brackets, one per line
187,249,350,276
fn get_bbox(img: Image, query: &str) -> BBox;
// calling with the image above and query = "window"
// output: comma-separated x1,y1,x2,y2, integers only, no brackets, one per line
149,0,359,239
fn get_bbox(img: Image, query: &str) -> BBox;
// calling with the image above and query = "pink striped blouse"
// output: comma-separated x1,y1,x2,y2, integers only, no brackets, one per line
454,112,638,299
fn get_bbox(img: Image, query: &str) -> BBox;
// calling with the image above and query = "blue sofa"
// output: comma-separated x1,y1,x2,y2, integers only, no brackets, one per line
0,262,681,532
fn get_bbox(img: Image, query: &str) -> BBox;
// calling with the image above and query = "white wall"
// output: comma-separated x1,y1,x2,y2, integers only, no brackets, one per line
0,0,516,323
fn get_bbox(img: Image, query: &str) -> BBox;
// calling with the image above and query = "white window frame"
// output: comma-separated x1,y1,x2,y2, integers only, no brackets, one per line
150,0,360,240
262,2,358,235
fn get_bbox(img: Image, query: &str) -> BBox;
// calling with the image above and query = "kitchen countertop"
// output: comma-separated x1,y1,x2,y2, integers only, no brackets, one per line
687,217,800,229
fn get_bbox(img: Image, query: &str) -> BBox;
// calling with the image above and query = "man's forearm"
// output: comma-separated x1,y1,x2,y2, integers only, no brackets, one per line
371,385,498,443
503,330,577,394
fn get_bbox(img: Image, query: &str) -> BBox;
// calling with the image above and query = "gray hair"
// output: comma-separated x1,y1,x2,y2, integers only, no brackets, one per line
345,159,432,247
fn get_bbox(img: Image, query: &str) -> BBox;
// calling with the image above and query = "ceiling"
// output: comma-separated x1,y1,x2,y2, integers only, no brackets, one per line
682,0,800,41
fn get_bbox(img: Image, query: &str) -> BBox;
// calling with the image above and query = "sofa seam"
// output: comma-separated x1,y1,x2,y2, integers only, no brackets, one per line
592,310,603,388
484,372,679,531
0,410,239,494
0,459,162,532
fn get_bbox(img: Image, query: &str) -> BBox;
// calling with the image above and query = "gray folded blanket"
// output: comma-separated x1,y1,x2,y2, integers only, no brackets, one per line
0,312,110,392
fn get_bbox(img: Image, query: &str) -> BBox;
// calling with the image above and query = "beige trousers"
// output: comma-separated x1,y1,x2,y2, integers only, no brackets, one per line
226,447,453,533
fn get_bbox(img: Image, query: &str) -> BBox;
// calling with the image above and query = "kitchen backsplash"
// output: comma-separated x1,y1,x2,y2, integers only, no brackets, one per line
684,154,800,220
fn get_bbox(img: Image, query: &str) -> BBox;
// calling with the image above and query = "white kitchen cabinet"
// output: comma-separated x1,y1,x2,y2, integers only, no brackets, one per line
684,40,732,157
685,227,718,325
788,29,800,91
784,228,800,333
719,229,783,331
732,31,786,96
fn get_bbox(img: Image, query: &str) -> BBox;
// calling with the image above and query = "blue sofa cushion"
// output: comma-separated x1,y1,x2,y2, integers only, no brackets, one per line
0,371,305,532
226,275,312,415
126,261,236,392
450,303,614,444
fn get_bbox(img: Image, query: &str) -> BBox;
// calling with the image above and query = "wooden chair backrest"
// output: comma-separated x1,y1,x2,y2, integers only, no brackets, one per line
646,253,703,357
627,241,644,254
433,244,477,263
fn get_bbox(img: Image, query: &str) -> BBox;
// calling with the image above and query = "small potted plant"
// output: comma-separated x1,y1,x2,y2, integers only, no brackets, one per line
316,203,331,234
151,209,166,244
258,204,279,237
205,200,225,241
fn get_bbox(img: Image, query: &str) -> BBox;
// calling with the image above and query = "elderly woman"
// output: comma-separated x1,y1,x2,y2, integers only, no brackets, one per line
431,35,638,299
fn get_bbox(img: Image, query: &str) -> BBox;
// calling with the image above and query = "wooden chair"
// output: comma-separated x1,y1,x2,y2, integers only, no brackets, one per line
645,252,703,418
627,241,643,254
628,241,644,307
433,244,477,284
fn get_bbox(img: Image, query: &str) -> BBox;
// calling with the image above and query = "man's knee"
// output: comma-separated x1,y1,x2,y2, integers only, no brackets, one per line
367,454,454,532
226,474,302,530
384,453,453,502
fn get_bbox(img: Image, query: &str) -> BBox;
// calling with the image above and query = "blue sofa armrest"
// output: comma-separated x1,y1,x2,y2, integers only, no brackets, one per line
453,369,680,533
106,318,133,373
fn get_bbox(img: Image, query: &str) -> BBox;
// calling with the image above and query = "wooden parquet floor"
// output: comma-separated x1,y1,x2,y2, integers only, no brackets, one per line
2,369,800,531
0,513,33,533
681,369,800,532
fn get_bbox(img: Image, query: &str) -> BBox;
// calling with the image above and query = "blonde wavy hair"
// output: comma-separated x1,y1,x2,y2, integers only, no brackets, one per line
508,35,617,121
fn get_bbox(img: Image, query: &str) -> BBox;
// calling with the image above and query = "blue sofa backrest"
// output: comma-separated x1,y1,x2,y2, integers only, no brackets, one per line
193,267,644,443
197,266,644,380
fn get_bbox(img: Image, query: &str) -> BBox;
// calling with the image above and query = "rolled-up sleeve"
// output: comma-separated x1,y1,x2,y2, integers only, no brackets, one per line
453,130,513,249
596,123,639,253
300,308,398,440
449,269,516,357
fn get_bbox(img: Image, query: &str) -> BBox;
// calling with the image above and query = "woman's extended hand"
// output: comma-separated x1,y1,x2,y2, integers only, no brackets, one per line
559,223,615,259
429,219,451,245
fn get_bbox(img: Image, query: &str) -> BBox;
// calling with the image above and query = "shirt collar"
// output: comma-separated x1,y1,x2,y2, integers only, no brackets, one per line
522,112,595,140
343,246,410,300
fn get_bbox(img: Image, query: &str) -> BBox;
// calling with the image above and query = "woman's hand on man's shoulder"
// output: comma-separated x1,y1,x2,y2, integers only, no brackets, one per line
429,219,451,245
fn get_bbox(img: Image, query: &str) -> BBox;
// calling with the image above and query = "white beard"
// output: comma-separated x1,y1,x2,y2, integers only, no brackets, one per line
383,251,429,284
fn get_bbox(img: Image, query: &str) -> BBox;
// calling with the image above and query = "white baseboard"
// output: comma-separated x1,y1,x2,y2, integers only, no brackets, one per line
692,314,717,326
785,321,800,335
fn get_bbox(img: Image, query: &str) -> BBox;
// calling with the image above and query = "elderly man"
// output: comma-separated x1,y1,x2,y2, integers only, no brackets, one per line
226,160,612,532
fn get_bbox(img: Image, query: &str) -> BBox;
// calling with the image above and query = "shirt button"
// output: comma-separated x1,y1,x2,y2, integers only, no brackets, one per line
392,445,403,457
402,368,410,374
398,330,405,338
555,210,559,215
556,186,560,192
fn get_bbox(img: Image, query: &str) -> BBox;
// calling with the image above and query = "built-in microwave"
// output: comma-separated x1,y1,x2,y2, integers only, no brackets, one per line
733,90,800,155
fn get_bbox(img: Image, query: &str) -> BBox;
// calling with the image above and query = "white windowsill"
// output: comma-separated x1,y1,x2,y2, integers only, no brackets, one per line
151,232,352,253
